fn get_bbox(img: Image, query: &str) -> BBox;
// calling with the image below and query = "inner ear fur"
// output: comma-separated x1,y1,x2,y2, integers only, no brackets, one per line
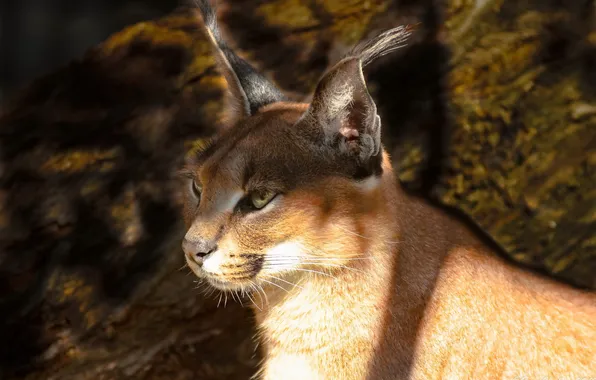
300,58,382,164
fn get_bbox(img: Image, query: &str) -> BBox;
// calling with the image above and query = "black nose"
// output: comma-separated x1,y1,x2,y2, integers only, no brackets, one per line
182,237,217,259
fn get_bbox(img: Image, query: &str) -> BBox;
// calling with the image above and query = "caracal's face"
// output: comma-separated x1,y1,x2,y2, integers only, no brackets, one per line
180,104,384,292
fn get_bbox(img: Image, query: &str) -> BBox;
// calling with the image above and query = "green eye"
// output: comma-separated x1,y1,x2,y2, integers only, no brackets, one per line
191,180,202,199
250,190,276,209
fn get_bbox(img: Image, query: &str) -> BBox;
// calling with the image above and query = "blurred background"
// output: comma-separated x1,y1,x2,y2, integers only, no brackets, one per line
0,0,177,102
0,0,594,379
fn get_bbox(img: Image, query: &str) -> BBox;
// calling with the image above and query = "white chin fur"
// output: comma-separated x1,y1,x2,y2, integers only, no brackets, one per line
186,256,248,291
206,277,246,291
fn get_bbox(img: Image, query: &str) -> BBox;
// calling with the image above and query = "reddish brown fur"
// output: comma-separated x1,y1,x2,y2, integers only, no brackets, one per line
182,4,595,377
180,102,595,380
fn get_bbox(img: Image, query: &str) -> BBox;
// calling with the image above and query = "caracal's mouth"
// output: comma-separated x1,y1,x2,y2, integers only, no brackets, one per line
185,251,265,291
186,260,256,291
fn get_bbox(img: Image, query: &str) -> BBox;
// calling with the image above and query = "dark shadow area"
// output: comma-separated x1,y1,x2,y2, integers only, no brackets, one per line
0,0,177,101
363,0,449,377
0,16,218,375
368,0,450,196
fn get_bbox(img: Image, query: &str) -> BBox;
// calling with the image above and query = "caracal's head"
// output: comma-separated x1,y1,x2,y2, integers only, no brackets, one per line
180,0,411,292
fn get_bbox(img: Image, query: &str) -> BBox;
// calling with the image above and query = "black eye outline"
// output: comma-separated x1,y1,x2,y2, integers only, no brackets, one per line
250,190,277,210
236,190,278,213
191,179,202,200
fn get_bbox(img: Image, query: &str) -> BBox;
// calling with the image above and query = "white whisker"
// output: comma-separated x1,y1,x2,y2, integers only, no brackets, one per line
285,267,335,278
235,290,243,307
263,274,304,290
250,280,268,308
335,224,400,244
258,283,269,307
302,262,366,274
245,289,261,311
265,256,373,262
259,277,290,293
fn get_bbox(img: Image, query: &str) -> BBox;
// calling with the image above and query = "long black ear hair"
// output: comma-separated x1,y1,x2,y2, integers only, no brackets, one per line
195,0,286,119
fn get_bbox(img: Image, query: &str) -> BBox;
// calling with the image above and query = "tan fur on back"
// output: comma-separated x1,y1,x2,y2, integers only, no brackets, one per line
249,155,596,380
183,135,596,378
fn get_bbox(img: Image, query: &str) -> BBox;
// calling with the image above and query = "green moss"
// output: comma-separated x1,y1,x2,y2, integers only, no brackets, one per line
41,149,119,174
185,138,214,161
100,23,194,57
326,0,390,46
47,271,105,330
256,0,317,29
438,0,596,286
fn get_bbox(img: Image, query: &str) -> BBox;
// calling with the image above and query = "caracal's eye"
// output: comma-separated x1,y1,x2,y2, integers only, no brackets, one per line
250,190,276,209
191,179,202,199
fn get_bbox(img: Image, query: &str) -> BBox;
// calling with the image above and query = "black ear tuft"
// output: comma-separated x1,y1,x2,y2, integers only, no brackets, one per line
350,25,413,67
194,0,286,118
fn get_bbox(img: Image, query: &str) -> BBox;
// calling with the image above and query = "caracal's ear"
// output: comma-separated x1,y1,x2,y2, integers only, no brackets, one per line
298,27,412,166
195,0,286,121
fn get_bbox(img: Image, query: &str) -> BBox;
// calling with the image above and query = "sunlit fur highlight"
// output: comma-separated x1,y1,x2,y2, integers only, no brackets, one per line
180,2,596,379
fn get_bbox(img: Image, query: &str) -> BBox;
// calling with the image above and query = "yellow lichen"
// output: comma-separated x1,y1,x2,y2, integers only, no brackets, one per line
256,0,316,29
41,149,119,174
185,137,214,160
183,50,218,88
200,97,226,125
80,180,102,197
110,187,136,223
100,23,194,56
328,0,390,46
49,271,108,331
61,278,83,298
549,252,577,274
108,186,143,246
